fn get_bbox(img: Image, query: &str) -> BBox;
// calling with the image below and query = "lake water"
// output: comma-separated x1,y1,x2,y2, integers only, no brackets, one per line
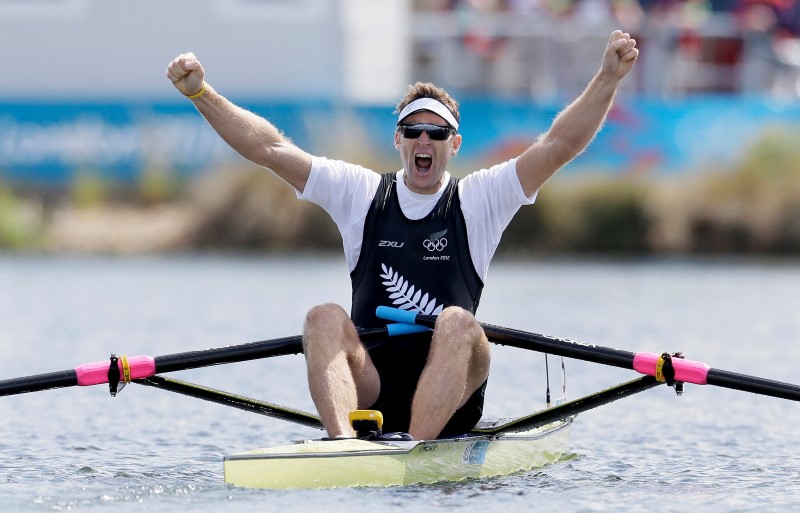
1,254,799,512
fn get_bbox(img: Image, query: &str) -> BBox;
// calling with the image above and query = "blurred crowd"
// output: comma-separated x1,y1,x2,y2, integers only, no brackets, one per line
411,0,800,98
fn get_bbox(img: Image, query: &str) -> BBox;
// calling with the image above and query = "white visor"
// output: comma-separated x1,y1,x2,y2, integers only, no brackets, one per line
397,97,459,130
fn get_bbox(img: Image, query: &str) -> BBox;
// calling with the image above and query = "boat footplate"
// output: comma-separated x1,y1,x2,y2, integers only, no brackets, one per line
349,410,384,438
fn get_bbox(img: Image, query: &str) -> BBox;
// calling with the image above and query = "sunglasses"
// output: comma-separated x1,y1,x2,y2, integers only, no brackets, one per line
397,123,456,141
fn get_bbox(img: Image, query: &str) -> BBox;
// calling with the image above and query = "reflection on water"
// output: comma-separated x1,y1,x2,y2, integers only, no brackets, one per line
0,254,799,512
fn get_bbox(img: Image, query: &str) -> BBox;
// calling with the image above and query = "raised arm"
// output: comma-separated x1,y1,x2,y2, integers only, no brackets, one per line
165,52,313,192
516,30,638,197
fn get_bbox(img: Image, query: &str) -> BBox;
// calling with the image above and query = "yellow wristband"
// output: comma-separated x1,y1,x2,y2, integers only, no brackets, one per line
185,82,207,100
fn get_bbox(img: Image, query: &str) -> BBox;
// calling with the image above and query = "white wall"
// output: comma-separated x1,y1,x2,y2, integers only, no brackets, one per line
340,0,410,104
0,0,410,102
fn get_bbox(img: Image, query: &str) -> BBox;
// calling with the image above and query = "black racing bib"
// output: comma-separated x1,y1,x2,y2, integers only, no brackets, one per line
350,173,483,329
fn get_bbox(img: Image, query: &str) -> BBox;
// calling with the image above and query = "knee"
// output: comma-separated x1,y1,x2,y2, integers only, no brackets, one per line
435,307,485,345
303,303,350,350
437,306,478,331
305,303,348,327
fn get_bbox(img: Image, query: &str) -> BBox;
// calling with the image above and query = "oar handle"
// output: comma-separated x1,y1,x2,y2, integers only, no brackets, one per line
376,307,419,326
386,323,430,336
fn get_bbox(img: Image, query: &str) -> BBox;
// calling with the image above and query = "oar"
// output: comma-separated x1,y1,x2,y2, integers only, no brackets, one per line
473,376,661,435
376,306,800,402
137,375,323,429
0,323,429,397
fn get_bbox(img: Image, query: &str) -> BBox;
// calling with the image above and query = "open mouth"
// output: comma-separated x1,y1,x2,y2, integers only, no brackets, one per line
415,153,432,173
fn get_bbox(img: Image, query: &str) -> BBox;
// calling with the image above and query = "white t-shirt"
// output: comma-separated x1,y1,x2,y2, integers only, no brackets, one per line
297,156,537,281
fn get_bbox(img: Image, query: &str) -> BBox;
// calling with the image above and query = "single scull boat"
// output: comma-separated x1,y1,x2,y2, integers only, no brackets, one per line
223,419,572,489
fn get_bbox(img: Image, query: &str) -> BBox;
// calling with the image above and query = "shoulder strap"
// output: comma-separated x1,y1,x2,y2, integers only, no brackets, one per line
350,172,395,287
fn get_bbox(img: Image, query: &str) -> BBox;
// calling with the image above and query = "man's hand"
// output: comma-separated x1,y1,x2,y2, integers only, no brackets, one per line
602,30,638,80
165,52,206,97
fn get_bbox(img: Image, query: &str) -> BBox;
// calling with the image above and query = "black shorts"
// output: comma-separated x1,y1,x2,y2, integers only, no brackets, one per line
366,332,486,438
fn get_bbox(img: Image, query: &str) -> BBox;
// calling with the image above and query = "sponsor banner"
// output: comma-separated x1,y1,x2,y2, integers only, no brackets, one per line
1,97,799,185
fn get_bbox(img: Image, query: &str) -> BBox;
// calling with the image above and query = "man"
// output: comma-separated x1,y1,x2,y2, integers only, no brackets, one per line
166,30,638,440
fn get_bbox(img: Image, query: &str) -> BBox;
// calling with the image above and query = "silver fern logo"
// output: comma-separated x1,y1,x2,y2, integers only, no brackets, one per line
380,263,444,314
423,229,448,252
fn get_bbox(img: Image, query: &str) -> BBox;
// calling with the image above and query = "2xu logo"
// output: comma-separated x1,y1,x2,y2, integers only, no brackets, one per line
379,240,405,248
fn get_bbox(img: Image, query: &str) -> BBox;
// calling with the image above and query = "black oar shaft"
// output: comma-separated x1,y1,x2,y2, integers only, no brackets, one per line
153,326,398,373
480,323,637,369
414,314,637,370
154,335,303,374
0,370,78,396
0,337,306,398
0,326,404,398
707,369,800,402
485,320,800,403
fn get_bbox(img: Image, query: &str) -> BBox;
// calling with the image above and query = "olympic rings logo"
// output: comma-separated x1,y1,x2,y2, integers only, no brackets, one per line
423,238,448,252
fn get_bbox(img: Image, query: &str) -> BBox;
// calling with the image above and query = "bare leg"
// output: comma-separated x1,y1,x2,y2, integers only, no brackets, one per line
408,307,491,440
302,303,381,437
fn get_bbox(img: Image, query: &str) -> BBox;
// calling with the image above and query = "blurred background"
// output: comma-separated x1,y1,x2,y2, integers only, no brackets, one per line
1,0,799,255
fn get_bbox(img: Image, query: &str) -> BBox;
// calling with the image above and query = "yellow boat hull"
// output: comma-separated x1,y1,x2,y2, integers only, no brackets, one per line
223,419,572,489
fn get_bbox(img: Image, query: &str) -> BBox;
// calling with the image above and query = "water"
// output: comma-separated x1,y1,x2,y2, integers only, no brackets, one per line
1,254,799,512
